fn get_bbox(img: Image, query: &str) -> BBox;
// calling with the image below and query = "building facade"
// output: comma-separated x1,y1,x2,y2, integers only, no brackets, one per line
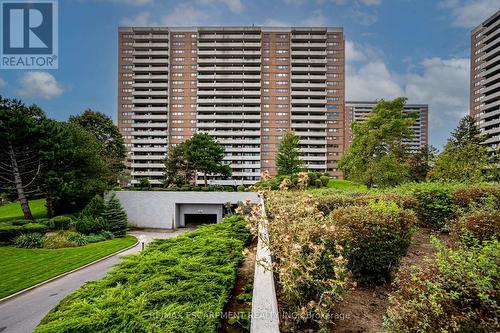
118,26,345,185
345,101,429,152
470,10,500,150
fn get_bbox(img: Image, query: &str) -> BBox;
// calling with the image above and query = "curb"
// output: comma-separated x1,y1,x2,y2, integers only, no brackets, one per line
0,237,139,304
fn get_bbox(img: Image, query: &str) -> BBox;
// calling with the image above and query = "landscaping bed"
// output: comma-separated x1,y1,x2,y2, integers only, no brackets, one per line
34,215,252,333
245,179,500,332
0,235,136,299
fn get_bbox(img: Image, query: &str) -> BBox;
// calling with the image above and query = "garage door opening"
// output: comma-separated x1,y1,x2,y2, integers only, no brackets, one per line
184,214,218,226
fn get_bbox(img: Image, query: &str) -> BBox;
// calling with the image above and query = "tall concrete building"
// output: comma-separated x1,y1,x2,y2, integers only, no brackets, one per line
345,101,429,152
470,10,500,150
118,26,345,186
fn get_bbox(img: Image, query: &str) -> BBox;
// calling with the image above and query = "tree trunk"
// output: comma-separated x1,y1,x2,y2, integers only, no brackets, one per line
204,172,208,186
8,142,33,220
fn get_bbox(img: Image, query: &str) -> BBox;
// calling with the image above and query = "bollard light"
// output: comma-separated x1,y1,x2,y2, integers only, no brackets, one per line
139,234,147,251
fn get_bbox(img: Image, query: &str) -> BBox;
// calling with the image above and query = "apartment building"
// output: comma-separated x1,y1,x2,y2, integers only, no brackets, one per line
345,101,429,152
470,10,500,150
118,26,345,185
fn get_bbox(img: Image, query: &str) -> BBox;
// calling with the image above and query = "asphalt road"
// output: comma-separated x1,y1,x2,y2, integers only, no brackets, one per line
0,229,188,333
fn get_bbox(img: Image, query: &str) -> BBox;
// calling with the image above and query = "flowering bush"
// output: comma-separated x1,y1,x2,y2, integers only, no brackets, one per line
261,191,350,331
384,238,499,333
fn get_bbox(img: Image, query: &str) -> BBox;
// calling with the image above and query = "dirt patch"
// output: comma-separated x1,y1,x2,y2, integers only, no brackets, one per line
219,241,256,333
331,228,448,333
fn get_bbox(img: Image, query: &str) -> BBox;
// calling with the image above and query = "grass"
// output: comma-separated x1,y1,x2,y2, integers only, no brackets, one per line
0,235,136,299
0,199,48,222
327,179,367,190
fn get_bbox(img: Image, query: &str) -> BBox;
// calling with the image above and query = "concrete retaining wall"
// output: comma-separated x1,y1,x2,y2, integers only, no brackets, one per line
112,191,259,229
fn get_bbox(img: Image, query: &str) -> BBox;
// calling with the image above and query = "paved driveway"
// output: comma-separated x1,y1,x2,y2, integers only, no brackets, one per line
0,229,189,333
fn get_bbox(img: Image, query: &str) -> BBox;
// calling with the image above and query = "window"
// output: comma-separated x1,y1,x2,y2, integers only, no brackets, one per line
173,50,184,54
276,49,288,54
173,34,185,38
276,96,288,100
173,42,185,46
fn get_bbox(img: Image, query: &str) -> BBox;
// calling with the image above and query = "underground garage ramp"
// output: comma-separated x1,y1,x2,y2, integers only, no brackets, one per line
177,203,223,228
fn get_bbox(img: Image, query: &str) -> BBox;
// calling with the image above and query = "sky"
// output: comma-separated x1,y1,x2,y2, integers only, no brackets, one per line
0,0,499,149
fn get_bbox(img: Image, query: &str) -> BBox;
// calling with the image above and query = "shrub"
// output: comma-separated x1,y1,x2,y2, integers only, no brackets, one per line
327,205,415,283
180,185,191,191
263,191,349,331
67,232,88,246
314,178,323,188
99,230,114,240
22,223,48,234
44,232,78,249
237,185,246,192
192,185,201,191
103,193,128,237
14,233,44,248
81,194,105,219
384,239,499,333
451,209,500,246
49,216,72,230
225,186,234,192
10,219,30,226
307,172,318,186
320,176,330,187
451,185,500,211
412,184,456,229
75,215,106,234
201,186,210,191
35,216,251,333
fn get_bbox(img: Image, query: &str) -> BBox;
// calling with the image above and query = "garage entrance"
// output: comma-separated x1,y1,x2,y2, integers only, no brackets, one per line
176,203,224,228
184,214,217,225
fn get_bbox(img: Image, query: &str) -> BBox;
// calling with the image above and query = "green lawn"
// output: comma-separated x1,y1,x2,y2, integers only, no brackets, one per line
0,199,48,222
0,235,136,299
327,179,367,190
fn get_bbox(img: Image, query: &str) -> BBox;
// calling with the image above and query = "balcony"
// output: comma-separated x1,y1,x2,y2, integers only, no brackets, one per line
198,58,261,64
291,90,326,96
133,98,168,104
131,162,165,168
198,42,261,48
132,90,167,96
132,122,168,128
131,147,168,152
197,114,260,120
131,130,168,136
292,50,327,56
292,123,327,129
132,155,167,160
198,50,261,56
134,74,169,80
131,138,168,144
197,89,261,96
198,66,261,72
197,106,261,112
197,82,261,88
133,42,169,48
197,98,260,104
291,43,326,48
292,115,327,120
198,33,261,40
291,82,326,89
292,74,326,81
133,50,168,56
292,34,326,40
132,106,167,112
291,98,327,104
198,74,261,80
291,58,327,64
197,122,260,129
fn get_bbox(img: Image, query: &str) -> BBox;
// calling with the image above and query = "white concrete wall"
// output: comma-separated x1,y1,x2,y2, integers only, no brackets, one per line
111,191,259,229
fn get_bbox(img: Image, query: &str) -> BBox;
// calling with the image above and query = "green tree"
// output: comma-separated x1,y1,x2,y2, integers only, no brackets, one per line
138,177,151,190
164,142,195,186
407,145,437,182
38,121,110,216
81,194,106,219
339,97,417,188
184,133,231,186
429,116,488,182
103,193,128,237
276,131,303,176
0,96,46,220
69,109,126,183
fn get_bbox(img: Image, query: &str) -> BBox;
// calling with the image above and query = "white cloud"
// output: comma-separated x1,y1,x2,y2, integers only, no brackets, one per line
16,72,64,100
196,0,244,13
120,11,152,26
405,57,469,127
262,18,291,26
120,4,209,27
0,78,6,87
441,0,499,28
345,40,470,136
302,9,327,26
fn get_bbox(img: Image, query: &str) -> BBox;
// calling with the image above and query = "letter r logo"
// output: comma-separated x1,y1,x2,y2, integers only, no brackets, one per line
2,1,53,54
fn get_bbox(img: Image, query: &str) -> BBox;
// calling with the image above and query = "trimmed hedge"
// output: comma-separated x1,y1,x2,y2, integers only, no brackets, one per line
327,205,416,283
35,215,251,333
0,223,48,243
49,216,72,230
384,239,499,332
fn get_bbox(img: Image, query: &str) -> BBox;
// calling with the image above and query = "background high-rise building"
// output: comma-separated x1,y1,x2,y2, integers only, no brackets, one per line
345,101,429,152
118,26,345,186
470,10,500,150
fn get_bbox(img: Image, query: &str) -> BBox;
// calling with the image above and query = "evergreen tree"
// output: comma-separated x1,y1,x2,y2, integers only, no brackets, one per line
407,145,437,182
103,193,128,237
276,131,303,176
429,115,488,182
81,194,105,219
